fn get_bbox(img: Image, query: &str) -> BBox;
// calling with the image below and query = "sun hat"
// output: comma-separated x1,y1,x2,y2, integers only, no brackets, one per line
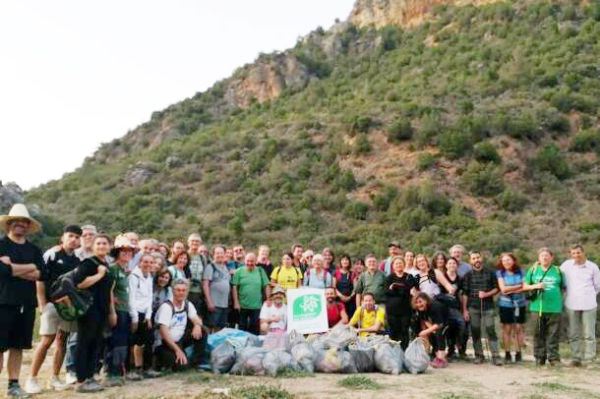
388,240,401,248
114,234,135,249
270,286,286,298
0,204,42,233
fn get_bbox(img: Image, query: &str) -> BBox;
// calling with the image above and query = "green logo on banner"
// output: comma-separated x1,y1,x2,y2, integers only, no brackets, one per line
293,294,322,321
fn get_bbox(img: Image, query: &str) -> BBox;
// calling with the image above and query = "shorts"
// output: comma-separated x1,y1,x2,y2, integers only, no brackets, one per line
499,306,526,324
0,304,36,351
207,307,229,329
40,302,77,335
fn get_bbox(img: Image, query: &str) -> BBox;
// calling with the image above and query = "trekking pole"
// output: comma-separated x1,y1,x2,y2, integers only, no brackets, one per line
481,298,490,361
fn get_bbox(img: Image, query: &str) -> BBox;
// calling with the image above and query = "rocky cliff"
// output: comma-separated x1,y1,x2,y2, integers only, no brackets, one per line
349,0,503,28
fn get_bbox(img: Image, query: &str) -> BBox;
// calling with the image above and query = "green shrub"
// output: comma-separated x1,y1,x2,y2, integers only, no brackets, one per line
496,189,529,212
473,142,501,164
417,153,437,170
399,207,432,231
531,143,570,180
462,161,505,196
352,116,376,134
415,114,442,147
354,134,371,154
344,201,369,220
439,131,472,160
387,119,414,142
570,129,600,153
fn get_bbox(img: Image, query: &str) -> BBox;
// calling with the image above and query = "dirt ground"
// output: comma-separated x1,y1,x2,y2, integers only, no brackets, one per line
2,347,600,399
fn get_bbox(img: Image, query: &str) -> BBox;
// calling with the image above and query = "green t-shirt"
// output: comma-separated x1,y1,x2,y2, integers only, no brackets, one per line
232,266,269,310
525,264,564,314
109,263,129,313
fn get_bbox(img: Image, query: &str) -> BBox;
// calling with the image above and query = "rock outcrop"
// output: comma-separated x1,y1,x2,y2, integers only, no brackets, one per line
125,162,158,186
349,0,502,29
225,53,310,109
0,181,25,213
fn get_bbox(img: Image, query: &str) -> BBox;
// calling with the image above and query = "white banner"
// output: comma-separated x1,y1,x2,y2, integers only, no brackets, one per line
286,288,328,334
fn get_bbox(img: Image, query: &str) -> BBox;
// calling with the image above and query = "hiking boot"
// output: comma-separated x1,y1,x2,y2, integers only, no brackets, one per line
568,360,582,368
493,356,503,366
48,375,69,391
103,376,125,387
126,371,143,381
473,356,485,365
7,384,31,398
76,379,104,393
24,377,42,394
143,369,162,379
535,358,546,367
504,352,512,364
514,352,522,363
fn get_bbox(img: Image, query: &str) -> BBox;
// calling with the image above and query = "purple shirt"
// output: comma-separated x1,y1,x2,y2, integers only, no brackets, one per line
560,259,600,311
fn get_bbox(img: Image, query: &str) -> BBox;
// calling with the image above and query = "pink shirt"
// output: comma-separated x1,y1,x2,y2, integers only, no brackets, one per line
560,259,600,311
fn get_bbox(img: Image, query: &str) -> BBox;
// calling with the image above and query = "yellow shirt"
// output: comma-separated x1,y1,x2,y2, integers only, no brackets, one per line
350,306,386,337
270,266,303,291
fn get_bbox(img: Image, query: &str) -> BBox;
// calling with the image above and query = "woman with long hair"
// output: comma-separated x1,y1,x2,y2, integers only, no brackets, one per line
322,247,336,274
415,254,456,298
168,251,190,281
433,252,448,273
412,293,449,368
496,253,526,364
385,256,418,349
441,257,465,360
152,268,173,314
335,254,356,318
404,250,418,276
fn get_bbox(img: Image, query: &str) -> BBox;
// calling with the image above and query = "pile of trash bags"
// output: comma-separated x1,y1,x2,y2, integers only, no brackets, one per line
208,325,430,376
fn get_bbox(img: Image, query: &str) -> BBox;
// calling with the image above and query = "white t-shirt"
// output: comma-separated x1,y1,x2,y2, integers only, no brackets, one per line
154,300,197,347
259,303,287,330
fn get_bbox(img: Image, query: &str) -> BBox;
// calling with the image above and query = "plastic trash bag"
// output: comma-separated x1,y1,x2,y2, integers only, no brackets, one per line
287,330,305,349
230,347,268,376
262,331,288,351
207,328,257,353
348,342,375,372
404,338,429,374
315,347,357,374
262,349,299,377
374,343,403,375
211,342,236,374
291,343,316,373
323,324,357,349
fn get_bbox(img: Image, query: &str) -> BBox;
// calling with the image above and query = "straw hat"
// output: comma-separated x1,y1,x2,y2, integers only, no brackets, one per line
113,234,135,249
0,204,42,234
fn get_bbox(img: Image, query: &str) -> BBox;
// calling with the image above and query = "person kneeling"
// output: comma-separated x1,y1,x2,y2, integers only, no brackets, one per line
259,287,287,334
349,292,385,337
154,279,207,371
412,292,449,368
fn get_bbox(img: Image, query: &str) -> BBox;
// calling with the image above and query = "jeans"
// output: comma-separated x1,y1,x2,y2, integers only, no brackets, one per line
446,308,466,355
566,307,597,361
239,309,261,335
531,312,561,362
469,307,499,357
65,332,78,373
207,307,229,329
105,311,129,377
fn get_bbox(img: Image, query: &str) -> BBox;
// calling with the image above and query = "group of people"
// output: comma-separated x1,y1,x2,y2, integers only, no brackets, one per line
0,203,599,398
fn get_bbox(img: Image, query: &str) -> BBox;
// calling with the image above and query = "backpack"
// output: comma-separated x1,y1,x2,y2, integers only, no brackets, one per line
274,266,302,282
50,257,100,321
305,268,332,287
161,299,190,326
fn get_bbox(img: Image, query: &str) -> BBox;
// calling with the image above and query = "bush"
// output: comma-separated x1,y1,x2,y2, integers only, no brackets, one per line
415,114,442,147
399,207,432,231
354,134,371,154
438,131,472,160
496,189,529,212
462,161,505,197
344,201,369,220
352,116,376,134
570,129,600,153
387,119,414,142
531,143,570,180
417,153,437,170
473,142,501,164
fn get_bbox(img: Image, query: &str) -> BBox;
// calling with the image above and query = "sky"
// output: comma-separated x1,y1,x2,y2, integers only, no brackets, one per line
0,0,356,190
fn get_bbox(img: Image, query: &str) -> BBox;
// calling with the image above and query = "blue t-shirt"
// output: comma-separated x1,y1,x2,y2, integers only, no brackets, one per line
496,269,526,308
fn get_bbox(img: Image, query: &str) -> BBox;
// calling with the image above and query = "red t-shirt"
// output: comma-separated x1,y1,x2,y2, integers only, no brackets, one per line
327,301,346,328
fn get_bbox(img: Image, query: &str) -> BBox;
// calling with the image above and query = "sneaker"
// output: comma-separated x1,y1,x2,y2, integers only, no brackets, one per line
8,384,32,398
76,380,104,393
48,376,69,391
493,357,503,366
143,370,162,379
103,376,125,387
473,356,485,365
24,377,42,394
568,360,582,368
514,352,522,363
126,371,143,381
431,358,448,368
65,372,78,385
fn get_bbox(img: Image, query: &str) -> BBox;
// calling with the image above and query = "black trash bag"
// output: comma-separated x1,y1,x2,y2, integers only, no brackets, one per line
210,342,236,374
404,338,429,374
348,342,375,372
262,349,299,377
230,347,268,376
374,343,403,375
291,343,316,373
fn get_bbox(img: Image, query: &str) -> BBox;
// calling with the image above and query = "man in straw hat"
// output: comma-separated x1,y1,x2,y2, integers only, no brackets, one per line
0,204,44,398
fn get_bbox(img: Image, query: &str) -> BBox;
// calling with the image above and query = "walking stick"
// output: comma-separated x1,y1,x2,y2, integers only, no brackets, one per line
481,297,490,361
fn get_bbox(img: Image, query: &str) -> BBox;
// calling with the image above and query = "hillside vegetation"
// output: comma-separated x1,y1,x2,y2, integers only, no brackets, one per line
27,0,600,263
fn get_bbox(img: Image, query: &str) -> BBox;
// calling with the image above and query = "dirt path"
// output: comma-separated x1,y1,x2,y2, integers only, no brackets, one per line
3,349,599,399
